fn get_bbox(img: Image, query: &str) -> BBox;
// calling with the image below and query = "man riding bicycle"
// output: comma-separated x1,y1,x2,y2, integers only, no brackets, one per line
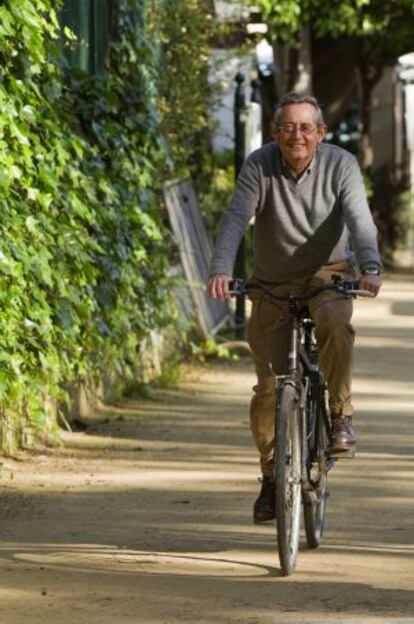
208,92,382,524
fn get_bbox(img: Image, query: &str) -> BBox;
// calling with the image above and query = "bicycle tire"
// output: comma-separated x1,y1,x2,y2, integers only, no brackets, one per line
274,382,302,576
303,385,329,548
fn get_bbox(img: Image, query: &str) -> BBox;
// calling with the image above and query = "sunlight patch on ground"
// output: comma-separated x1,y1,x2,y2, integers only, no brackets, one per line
11,548,267,577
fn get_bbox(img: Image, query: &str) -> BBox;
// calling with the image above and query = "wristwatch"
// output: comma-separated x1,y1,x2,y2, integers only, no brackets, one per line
362,268,381,275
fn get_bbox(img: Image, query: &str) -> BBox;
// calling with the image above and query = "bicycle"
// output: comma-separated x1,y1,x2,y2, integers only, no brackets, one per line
229,276,370,576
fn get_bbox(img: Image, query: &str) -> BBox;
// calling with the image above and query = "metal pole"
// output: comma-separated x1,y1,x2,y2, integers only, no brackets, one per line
234,72,246,339
251,77,261,104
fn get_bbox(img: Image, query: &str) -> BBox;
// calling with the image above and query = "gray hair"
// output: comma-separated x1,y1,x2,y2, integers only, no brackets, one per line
274,92,325,126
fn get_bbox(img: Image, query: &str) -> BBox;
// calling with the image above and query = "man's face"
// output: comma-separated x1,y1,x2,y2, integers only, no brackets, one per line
271,103,327,168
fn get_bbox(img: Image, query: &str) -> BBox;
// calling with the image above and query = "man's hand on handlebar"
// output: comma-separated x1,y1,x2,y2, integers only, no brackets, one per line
358,273,382,298
208,274,232,300
208,273,382,300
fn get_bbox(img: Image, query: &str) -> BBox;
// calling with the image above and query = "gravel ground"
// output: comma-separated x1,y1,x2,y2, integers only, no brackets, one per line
0,274,413,624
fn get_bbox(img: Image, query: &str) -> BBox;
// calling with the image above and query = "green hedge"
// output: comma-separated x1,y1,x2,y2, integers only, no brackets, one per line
0,0,213,453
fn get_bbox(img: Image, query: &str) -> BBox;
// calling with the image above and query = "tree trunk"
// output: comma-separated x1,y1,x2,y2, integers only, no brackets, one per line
357,40,384,172
359,71,374,171
312,36,359,128
292,24,313,93
272,23,313,99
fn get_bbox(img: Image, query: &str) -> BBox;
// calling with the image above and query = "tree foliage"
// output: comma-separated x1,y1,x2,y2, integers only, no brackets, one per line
254,0,414,118
150,0,214,182
0,0,213,454
254,0,414,162
257,0,414,41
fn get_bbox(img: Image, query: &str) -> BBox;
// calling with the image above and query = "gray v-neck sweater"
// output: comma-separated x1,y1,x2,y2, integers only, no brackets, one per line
210,141,381,282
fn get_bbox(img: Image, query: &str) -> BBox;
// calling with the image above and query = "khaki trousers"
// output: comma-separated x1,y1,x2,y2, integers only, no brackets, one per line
247,261,356,477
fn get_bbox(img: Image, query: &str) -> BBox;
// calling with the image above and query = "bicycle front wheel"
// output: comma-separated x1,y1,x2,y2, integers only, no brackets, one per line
274,382,302,576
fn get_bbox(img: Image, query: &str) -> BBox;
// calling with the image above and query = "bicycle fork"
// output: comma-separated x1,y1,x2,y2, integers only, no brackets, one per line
287,315,310,493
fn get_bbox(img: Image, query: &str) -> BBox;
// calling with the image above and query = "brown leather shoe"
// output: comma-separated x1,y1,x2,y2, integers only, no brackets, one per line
330,414,356,457
253,476,276,524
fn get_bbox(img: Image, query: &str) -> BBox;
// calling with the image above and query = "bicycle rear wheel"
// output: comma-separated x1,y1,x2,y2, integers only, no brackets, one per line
274,382,302,576
303,388,330,548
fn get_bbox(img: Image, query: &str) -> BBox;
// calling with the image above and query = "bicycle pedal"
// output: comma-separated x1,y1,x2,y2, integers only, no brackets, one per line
326,457,336,470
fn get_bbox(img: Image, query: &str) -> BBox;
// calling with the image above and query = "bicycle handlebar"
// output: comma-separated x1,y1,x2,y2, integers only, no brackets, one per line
228,276,373,302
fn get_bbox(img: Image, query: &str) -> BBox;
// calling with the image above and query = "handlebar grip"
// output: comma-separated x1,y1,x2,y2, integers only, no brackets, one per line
331,274,359,291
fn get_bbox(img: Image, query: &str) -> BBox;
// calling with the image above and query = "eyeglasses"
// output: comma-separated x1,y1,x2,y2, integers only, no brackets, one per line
278,123,318,135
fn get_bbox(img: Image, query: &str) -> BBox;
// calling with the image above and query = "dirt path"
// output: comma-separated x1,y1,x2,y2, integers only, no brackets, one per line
0,275,413,624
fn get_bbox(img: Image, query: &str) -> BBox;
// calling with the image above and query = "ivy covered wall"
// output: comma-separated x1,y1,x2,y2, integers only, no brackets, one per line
0,0,213,454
